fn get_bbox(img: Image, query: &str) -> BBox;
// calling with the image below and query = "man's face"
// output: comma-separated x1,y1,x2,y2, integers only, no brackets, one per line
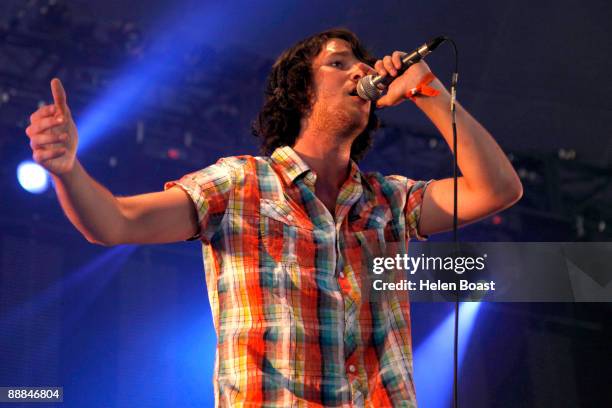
306,38,376,138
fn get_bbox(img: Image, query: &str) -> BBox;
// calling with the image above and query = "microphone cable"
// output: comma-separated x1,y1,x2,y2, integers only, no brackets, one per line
442,36,461,408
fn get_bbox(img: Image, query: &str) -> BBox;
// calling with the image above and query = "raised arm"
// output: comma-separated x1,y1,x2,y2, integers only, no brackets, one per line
26,79,198,246
375,53,523,236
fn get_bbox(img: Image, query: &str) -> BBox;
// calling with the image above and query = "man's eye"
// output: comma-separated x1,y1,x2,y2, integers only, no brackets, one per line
331,60,344,68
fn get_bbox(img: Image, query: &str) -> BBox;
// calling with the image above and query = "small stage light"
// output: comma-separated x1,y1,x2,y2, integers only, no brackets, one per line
167,148,181,160
17,160,49,194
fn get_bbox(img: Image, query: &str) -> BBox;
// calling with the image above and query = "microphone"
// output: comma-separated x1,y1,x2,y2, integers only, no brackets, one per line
357,36,447,101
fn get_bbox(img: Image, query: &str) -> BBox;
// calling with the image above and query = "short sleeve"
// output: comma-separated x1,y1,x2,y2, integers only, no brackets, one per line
385,175,433,241
164,160,233,242
405,179,433,241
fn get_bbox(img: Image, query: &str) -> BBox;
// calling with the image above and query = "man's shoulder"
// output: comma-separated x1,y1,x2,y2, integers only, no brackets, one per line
360,172,430,209
215,154,270,169
361,171,411,192
204,154,278,185
200,154,273,176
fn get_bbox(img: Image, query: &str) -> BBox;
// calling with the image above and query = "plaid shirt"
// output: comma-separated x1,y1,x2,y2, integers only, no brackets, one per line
166,146,430,407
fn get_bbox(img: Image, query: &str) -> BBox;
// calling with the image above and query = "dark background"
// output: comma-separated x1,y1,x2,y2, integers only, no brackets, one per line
1,0,610,406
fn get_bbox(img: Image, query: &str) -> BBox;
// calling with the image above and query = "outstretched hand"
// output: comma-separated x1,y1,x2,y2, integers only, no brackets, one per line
26,78,79,176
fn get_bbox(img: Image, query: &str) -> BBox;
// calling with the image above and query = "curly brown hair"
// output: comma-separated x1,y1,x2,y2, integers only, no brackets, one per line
252,28,380,162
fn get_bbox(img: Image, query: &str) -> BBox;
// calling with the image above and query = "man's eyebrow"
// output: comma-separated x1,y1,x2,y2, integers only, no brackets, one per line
325,50,354,58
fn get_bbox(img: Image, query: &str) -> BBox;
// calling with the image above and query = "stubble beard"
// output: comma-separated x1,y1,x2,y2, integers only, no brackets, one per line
308,101,366,143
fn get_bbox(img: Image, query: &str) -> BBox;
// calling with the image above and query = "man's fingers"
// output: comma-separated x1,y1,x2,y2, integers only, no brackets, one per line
50,78,68,114
383,56,397,76
391,51,404,70
32,146,66,163
376,94,403,109
29,104,56,123
29,132,68,149
26,115,66,136
374,60,387,78
376,95,391,109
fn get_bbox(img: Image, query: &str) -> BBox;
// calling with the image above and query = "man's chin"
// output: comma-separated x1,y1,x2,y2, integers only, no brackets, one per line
309,105,368,137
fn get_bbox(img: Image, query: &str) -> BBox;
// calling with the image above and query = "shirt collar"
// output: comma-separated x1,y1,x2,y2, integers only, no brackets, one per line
270,145,362,187
270,145,311,185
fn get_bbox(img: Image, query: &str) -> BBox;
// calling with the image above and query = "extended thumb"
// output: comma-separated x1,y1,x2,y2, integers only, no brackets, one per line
50,78,68,113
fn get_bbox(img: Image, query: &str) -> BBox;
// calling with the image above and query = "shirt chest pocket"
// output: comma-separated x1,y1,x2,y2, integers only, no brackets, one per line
259,198,316,268
345,207,407,277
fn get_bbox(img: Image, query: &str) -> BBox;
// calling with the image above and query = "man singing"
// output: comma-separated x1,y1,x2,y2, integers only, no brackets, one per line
26,28,521,407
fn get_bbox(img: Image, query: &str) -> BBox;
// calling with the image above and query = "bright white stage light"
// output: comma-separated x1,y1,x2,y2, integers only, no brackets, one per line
17,161,49,194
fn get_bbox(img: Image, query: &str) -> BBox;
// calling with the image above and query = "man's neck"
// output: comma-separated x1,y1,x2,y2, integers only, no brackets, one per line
292,133,352,193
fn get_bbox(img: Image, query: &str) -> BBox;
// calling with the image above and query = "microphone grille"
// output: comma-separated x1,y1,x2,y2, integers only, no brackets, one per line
357,76,382,101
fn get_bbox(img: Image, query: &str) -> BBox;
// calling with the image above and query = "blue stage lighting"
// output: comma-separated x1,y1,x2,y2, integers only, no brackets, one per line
76,2,225,153
414,302,483,408
17,160,49,194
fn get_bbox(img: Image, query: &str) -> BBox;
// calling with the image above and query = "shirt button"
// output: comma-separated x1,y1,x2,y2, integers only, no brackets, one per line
349,364,356,373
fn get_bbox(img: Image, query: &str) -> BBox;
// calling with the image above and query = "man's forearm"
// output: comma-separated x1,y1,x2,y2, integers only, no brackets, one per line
415,81,523,204
52,160,126,245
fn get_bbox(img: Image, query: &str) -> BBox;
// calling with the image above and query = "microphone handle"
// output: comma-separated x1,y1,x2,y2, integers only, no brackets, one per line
373,44,432,87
